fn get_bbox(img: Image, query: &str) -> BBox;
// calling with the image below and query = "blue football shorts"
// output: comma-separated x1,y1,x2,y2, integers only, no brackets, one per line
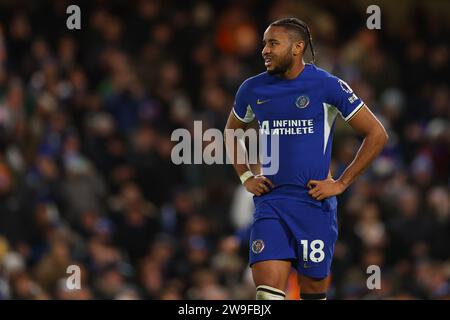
249,197,338,279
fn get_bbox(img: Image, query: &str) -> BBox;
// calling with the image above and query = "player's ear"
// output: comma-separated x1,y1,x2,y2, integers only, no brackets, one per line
293,40,304,56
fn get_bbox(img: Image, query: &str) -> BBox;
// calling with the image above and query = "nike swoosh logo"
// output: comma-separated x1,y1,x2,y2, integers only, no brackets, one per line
256,99,271,105
303,262,315,269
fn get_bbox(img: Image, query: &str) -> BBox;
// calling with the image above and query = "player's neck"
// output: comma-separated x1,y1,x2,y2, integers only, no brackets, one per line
282,60,305,80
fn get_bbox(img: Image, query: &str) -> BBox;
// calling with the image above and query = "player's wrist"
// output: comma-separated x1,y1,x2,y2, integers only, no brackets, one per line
240,170,254,184
336,178,349,191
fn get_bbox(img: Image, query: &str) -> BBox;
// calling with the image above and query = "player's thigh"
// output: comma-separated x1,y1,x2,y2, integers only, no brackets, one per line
251,259,292,290
297,274,330,293
249,217,295,290
249,217,296,266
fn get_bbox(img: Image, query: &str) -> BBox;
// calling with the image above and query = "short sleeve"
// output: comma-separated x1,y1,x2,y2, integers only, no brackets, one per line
232,80,255,123
326,76,365,122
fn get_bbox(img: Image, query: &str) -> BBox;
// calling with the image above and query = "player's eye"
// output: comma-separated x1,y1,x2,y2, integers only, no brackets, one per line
262,40,278,48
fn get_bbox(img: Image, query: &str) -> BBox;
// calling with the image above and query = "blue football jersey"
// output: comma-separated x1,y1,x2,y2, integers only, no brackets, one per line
233,64,364,205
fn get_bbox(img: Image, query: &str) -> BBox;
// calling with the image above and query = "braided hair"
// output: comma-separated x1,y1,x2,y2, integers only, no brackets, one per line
270,18,315,63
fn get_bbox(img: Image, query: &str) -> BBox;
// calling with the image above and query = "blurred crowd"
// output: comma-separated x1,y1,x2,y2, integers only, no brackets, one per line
0,0,449,300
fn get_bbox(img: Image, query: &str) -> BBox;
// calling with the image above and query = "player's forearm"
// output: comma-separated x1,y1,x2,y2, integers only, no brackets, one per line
247,120,262,175
249,162,262,176
337,130,388,189
224,132,252,178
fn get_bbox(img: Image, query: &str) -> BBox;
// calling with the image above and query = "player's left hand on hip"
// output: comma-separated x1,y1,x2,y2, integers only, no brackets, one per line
307,178,346,201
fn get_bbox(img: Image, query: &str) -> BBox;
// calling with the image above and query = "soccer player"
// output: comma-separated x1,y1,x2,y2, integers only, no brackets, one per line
224,18,388,300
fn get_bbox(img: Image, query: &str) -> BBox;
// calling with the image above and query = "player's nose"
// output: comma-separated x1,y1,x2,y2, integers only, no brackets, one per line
262,45,271,56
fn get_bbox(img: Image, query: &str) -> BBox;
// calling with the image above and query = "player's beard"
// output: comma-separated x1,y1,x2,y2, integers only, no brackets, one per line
267,51,294,76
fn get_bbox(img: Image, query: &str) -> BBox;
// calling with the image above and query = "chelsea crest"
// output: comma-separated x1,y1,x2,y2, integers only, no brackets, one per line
296,95,310,109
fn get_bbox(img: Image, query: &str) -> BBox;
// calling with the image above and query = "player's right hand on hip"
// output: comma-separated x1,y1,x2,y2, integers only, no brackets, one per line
244,175,275,196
